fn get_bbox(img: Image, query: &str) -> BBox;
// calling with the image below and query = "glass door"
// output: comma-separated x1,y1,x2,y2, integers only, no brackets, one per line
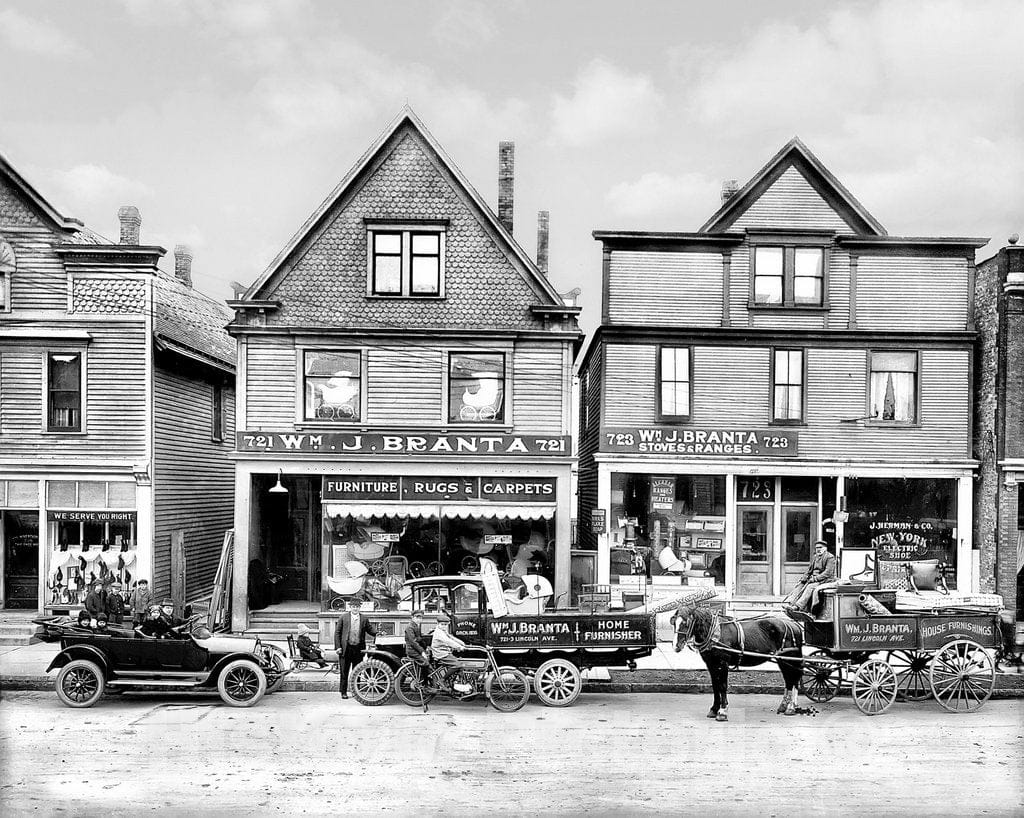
736,506,773,596
4,511,39,609
782,507,818,594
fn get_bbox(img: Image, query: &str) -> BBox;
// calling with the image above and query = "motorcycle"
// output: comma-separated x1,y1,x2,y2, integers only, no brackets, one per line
392,645,530,713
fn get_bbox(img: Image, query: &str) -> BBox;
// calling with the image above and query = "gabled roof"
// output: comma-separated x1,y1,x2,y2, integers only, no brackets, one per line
153,269,236,372
699,137,887,237
243,106,565,307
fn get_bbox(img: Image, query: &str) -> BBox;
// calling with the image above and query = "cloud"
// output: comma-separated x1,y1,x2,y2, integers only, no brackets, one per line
0,9,86,58
45,164,153,211
605,172,721,225
251,76,378,142
432,0,497,48
551,59,663,147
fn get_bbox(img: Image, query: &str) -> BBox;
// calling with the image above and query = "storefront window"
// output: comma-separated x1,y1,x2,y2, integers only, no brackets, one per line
845,477,957,589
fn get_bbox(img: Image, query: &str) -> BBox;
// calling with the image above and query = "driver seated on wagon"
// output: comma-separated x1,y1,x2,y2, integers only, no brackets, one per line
429,613,473,694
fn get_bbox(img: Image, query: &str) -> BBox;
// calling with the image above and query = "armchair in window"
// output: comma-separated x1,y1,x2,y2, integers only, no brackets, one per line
905,560,949,595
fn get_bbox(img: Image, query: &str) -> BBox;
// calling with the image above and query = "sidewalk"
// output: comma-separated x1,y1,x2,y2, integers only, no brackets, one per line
4,638,1023,696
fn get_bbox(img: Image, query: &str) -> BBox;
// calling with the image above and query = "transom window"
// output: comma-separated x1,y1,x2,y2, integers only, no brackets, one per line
869,351,918,424
658,346,691,421
46,352,83,432
368,227,445,297
304,350,361,422
772,349,804,423
449,353,505,423
753,246,826,307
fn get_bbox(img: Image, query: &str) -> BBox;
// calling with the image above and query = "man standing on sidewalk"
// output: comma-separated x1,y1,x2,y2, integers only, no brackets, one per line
334,598,376,698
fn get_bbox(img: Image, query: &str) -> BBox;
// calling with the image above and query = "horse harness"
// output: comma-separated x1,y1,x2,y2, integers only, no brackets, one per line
681,608,801,668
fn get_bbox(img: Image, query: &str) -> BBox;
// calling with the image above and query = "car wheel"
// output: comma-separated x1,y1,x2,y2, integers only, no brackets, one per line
217,659,267,707
56,659,105,708
350,659,394,706
266,654,289,694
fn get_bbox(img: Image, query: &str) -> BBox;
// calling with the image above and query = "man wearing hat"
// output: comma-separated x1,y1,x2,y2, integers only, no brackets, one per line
334,598,376,698
430,613,472,694
784,540,837,614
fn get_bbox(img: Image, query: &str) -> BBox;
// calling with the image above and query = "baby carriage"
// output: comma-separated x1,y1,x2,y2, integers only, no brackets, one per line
459,372,501,421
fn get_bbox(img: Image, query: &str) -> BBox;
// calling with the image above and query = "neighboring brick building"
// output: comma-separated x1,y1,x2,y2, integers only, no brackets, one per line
974,238,1024,618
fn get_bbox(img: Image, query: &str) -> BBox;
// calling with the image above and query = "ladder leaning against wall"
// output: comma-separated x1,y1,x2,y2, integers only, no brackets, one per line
208,530,234,633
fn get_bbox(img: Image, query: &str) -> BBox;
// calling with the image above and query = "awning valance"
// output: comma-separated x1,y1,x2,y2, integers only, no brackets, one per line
440,504,556,520
325,504,439,519
324,503,556,521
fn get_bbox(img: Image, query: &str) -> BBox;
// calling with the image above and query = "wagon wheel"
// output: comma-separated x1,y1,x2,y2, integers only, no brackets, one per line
887,650,932,701
370,559,387,579
929,639,995,713
851,660,897,716
801,649,842,703
534,659,582,707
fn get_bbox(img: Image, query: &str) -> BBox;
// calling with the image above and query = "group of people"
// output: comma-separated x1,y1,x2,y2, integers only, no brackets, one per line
71,578,187,638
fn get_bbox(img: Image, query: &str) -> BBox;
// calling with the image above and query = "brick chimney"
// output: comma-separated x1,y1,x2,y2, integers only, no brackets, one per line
498,141,514,233
536,210,549,275
173,245,193,287
117,206,141,245
721,180,740,203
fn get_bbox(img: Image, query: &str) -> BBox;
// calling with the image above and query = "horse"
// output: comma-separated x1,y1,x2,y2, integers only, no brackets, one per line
671,602,803,721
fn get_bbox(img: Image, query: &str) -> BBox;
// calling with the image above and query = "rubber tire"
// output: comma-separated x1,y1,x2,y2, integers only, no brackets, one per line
56,659,105,708
266,654,289,694
217,659,267,707
350,659,395,706
394,663,435,707
533,659,582,707
485,667,531,712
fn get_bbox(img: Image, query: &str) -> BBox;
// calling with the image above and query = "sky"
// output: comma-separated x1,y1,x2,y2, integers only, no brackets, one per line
1,0,1020,331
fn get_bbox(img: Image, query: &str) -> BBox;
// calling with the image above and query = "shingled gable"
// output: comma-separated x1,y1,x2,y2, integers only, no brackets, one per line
238,107,571,330
699,137,887,237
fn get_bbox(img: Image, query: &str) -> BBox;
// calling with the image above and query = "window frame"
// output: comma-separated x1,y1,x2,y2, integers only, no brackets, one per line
43,348,87,434
866,349,920,427
366,223,446,299
211,383,224,443
445,350,508,426
748,236,831,310
656,345,693,423
297,348,365,425
0,236,14,313
770,347,806,425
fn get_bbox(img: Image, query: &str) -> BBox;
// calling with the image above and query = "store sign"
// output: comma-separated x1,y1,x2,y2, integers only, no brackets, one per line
48,511,137,523
486,615,653,648
919,617,998,650
838,618,917,650
591,509,606,534
239,432,570,456
868,521,939,561
650,477,675,511
370,532,401,543
322,476,556,503
601,426,798,457
484,534,513,545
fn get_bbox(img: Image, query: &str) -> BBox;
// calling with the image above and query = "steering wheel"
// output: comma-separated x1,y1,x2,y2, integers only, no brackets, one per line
169,613,203,636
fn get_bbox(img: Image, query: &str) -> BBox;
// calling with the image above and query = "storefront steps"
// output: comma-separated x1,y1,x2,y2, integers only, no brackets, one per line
0,612,42,646
243,604,320,643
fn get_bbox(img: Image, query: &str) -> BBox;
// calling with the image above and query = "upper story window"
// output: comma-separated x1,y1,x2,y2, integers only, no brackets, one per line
449,353,505,423
368,226,445,297
0,237,15,312
46,351,83,432
752,245,827,307
772,349,805,423
869,351,918,424
304,350,361,422
658,346,691,421
211,383,224,442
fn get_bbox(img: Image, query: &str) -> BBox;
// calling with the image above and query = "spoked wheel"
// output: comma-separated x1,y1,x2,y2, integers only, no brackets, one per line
485,667,531,712
929,640,995,713
887,650,932,701
533,659,582,707
56,659,105,708
217,659,267,707
394,663,435,707
350,659,394,706
852,660,897,715
801,650,842,703
266,654,289,694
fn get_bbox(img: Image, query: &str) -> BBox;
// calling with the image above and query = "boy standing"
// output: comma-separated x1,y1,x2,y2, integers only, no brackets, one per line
106,582,126,624
130,579,153,626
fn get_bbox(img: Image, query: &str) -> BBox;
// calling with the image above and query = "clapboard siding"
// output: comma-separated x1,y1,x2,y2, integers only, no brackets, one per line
0,324,148,461
5,227,69,312
728,247,750,327
153,365,235,601
607,251,724,326
856,256,969,331
576,343,603,549
599,342,971,461
245,337,297,427
513,342,564,434
366,345,443,425
730,166,855,234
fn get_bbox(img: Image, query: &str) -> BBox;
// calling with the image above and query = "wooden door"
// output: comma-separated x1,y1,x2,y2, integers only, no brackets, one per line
782,507,818,594
3,511,39,609
736,506,773,596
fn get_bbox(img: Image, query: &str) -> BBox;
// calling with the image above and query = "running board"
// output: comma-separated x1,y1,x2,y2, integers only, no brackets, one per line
108,677,208,687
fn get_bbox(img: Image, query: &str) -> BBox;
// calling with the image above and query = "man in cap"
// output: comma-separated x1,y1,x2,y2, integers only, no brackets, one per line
430,613,472,694
334,597,376,698
404,610,430,684
784,540,837,614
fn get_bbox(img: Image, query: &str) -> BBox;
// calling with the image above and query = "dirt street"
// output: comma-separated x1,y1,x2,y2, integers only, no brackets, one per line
1,690,1021,816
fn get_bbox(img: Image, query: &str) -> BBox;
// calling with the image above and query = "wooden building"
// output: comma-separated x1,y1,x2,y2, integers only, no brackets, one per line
227,110,581,638
0,153,235,615
576,139,987,610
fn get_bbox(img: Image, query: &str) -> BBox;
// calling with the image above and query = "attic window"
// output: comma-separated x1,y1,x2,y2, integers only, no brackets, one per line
367,226,445,298
750,241,829,309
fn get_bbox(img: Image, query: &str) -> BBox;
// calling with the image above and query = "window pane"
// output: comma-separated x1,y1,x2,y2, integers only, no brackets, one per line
47,481,77,507
373,256,401,294
304,351,360,421
775,350,789,382
449,353,504,423
48,353,80,390
740,510,769,562
781,476,818,502
871,351,917,373
794,248,823,277
78,482,106,508
755,247,783,276
794,276,822,305
411,233,439,254
754,275,783,304
788,351,803,384
107,482,137,508
374,233,401,254
870,371,916,422
785,510,813,562
411,256,439,294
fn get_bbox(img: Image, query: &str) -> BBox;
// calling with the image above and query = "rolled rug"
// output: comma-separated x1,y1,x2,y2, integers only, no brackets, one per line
858,593,890,616
625,585,718,614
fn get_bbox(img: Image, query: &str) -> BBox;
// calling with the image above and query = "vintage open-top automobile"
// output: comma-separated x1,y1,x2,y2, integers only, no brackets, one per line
34,616,290,708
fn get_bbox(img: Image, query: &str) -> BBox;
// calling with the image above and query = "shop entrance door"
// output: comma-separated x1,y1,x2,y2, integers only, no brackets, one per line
736,506,773,596
782,507,818,595
3,511,39,609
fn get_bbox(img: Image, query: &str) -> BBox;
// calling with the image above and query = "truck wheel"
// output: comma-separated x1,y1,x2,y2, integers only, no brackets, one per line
534,659,582,707
56,659,105,708
351,659,394,706
218,659,267,707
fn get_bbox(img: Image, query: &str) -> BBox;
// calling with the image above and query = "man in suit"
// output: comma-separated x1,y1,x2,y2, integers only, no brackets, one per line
784,540,837,613
335,597,376,698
